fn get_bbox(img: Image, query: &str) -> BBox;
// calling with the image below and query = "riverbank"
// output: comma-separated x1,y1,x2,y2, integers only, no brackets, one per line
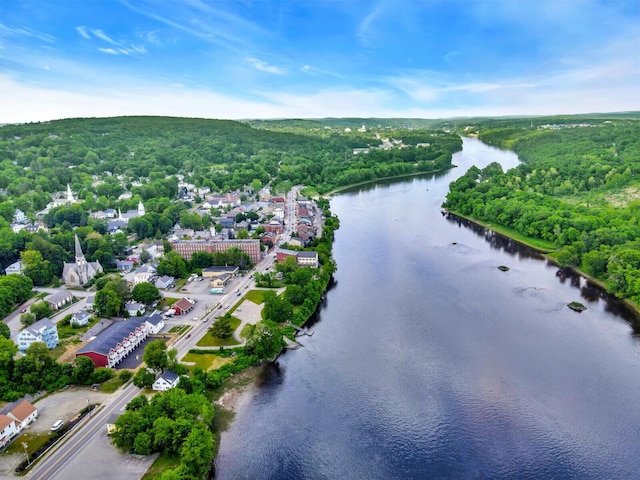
446,209,640,319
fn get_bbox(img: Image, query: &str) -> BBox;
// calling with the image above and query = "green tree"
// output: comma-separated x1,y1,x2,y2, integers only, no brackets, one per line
20,312,36,327
29,302,53,321
210,315,233,339
245,320,283,360
132,368,155,389
73,356,95,384
262,291,293,323
0,321,10,339
131,283,162,305
178,427,215,479
143,340,168,372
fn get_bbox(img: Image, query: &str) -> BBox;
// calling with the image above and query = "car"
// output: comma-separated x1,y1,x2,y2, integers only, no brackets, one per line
192,316,199,321
224,304,229,309
51,420,64,431
91,384,99,391
20,308,27,313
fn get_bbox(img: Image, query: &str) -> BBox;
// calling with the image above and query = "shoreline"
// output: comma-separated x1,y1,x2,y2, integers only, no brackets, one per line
446,209,640,319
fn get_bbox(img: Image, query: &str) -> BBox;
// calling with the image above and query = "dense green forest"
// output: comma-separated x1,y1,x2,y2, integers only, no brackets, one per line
444,115,640,305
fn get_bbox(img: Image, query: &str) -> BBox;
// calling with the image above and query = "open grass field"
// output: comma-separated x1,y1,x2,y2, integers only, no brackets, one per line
182,352,234,371
196,317,241,347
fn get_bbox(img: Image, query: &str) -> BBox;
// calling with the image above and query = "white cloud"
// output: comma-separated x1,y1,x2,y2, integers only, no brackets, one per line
76,26,91,39
246,57,286,75
91,29,120,46
0,23,56,43
98,48,119,55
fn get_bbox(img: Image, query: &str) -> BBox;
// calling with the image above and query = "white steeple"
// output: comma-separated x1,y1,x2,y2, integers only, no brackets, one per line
66,184,75,203
138,201,145,217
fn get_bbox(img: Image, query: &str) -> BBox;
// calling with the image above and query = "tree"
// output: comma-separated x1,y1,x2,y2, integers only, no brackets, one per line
20,312,36,327
262,291,293,323
132,368,155,389
131,283,162,305
73,356,95,384
178,427,215,479
139,248,152,264
210,315,233,339
245,320,283,360
0,321,10,339
143,340,168,372
29,302,52,321
20,250,53,286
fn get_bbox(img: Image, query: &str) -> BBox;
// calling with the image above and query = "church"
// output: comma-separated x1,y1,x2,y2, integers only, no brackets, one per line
62,235,103,287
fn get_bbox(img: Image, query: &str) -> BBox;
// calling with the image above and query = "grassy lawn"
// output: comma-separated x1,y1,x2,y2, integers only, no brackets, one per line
161,296,180,306
49,344,68,360
100,375,126,393
168,324,190,334
141,451,181,480
196,317,241,347
243,290,266,305
182,352,234,371
57,316,99,340
4,431,52,456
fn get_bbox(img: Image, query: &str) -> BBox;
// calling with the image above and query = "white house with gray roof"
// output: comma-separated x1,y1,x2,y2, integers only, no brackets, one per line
14,318,59,351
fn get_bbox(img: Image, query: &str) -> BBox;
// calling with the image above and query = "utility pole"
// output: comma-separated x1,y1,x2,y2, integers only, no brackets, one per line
22,442,30,466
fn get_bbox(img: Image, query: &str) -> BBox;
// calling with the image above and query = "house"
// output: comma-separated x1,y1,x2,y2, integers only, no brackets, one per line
155,275,175,290
152,370,180,391
144,311,165,334
5,261,23,275
0,415,17,448
116,260,134,272
288,237,305,248
261,232,277,248
14,317,59,351
297,251,319,268
85,295,95,312
171,298,195,316
7,399,38,433
276,248,298,264
75,319,150,368
45,291,73,311
133,265,156,285
125,302,146,317
71,310,91,327
13,209,28,224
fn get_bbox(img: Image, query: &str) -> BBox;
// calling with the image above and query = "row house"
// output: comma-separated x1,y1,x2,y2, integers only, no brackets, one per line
0,399,38,447
76,319,150,368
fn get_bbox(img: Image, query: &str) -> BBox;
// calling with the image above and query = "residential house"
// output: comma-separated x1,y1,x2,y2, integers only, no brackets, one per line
125,302,146,317
261,232,277,248
152,370,180,391
288,237,305,248
0,415,17,448
71,310,91,327
116,260,134,273
7,399,38,433
155,275,175,290
14,317,59,351
13,209,28,224
144,311,165,335
133,265,156,285
85,295,95,312
296,251,319,268
5,261,23,275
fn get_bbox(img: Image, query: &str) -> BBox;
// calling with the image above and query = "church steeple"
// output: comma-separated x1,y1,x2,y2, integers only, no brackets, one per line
74,234,88,284
66,184,75,203
138,200,145,217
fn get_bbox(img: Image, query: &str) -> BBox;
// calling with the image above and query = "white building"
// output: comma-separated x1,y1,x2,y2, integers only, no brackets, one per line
14,318,59,352
152,370,180,391
70,310,91,327
5,261,23,275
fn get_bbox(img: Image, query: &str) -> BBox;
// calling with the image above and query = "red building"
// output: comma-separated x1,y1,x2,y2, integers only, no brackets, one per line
172,298,195,315
171,239,261,263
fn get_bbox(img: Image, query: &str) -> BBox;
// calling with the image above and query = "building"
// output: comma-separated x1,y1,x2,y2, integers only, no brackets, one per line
155,275,175,290
144,311,165,334
152,370,180,391
13,209,28,224
45,291,73,311
209,275,231,289
275,249,319,268
125,302,146,317
6,399,38,433
133,265,156,285
170,239,261,263
14,317,59,351
171,298,195,316
0,415,17,448
5,261,23,275
75,319,150,368
62,235,103,287
116,260,134,272
85,295,95,312
71,310,91,327
201,266,239,278
276,248,298,264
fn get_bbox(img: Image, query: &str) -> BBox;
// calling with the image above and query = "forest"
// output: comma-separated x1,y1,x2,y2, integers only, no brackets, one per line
443,115,640,305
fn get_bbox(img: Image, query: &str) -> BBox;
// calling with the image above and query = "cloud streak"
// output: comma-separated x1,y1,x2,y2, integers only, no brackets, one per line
246,58,286,75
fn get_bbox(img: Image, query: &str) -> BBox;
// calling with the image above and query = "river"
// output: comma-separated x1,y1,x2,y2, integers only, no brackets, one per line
214,137,640,479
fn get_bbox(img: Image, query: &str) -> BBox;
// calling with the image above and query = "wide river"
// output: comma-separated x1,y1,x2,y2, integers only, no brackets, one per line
215,137,640,479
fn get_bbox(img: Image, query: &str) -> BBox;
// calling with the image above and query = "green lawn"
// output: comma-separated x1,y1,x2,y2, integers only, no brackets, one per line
4,431,52,456
141,451,181,480
57,316,99,340
161,296,180,306
181,352,234,371
243,290,266,305
99,376,126,393
196,317,241,347
168,324,190,334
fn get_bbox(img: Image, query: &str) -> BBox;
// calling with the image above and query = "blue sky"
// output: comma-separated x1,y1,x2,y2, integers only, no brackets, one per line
0,0,638,123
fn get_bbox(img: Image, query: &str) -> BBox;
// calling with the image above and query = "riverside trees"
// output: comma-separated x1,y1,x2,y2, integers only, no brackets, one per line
444,117,640,304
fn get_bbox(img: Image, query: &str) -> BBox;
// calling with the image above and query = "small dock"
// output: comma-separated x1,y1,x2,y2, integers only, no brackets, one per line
283,336,303,350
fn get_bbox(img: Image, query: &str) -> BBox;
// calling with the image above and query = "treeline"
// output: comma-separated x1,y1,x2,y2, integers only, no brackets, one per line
444,118,640,304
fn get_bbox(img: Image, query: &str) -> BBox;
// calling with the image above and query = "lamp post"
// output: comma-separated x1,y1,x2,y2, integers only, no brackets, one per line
22,442,30,466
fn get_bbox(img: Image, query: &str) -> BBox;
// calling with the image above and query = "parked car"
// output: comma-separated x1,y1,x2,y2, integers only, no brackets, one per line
20,308,27,313
51,420,64,431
